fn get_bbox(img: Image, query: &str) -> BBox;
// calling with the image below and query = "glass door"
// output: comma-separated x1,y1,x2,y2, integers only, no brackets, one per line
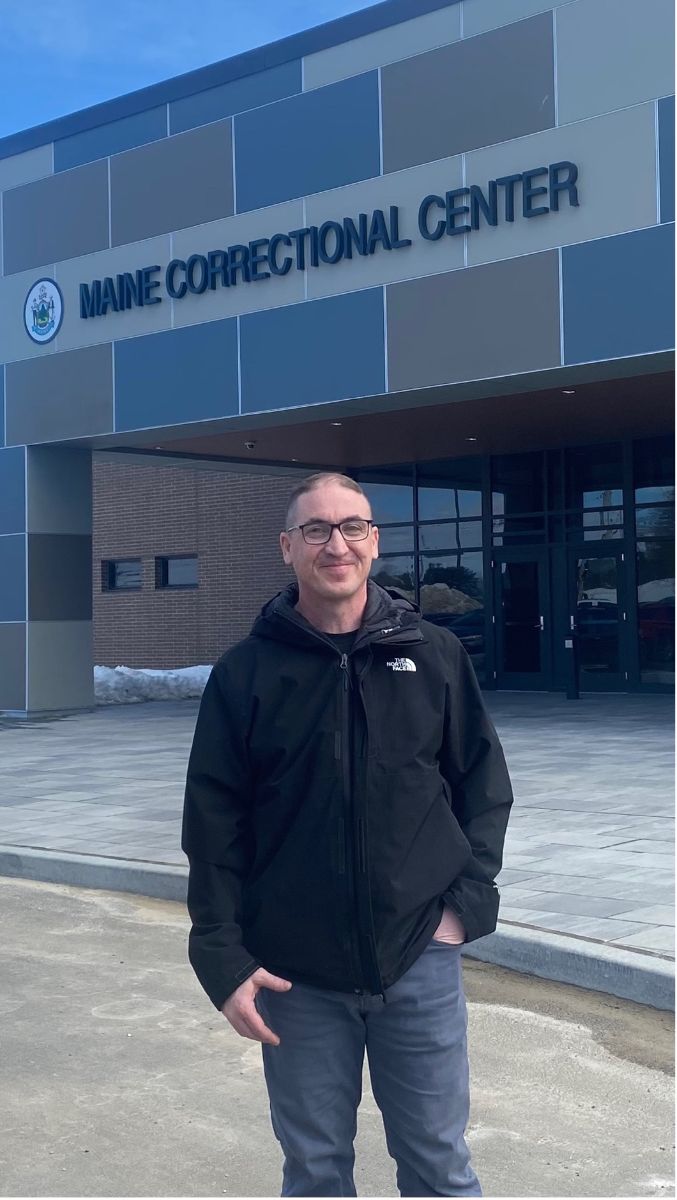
568,548,627,691
493,548,550,689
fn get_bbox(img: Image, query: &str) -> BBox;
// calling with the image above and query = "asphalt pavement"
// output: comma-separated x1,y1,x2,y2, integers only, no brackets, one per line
0,878,674,1199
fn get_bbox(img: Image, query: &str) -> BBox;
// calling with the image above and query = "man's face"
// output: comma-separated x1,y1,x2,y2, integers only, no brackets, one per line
280,482,379,604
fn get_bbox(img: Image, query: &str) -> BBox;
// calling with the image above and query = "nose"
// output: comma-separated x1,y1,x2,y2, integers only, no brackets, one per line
325,526,350,554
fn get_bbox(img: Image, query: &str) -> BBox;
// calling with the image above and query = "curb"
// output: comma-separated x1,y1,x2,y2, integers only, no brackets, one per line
1,844,673,1012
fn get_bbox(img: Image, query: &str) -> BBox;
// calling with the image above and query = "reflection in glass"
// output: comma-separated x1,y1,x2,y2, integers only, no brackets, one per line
575,555,619,675
498,560,541,673
634,435,675,503
635,505,675,540
492,515,545,544
376,525,415,554
637,539,675,685
419,522,482,551
417,458,482,521
566,444,622,509
419,552,484,680
357,469,414,524
371,555,415,597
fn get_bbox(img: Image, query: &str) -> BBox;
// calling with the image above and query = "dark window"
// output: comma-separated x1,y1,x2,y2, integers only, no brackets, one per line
419,521,482,551
637,539,674,686
101,559,142,591
634,435,675,503
370,555,415,596
355,466,414,524
565,443,623,509
419,551,485,682
417,458,483,521
492,452,544,515
155,555,198,589
376,525,415,554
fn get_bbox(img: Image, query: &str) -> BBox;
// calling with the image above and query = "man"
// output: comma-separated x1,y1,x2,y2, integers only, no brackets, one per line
182,472,513,1198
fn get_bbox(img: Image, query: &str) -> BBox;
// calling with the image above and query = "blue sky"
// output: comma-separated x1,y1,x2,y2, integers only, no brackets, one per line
0,1,374,140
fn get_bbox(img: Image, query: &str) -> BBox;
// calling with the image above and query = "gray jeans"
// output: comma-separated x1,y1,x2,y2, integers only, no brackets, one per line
256,939,481,1197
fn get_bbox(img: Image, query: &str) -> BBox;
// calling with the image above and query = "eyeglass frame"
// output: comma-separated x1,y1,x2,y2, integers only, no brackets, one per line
285,518,376,545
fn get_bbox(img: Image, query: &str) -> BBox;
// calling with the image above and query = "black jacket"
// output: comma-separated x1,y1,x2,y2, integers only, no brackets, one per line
182,580,513,1010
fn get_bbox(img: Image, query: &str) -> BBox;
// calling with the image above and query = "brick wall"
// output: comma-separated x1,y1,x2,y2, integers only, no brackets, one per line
93,461,295,667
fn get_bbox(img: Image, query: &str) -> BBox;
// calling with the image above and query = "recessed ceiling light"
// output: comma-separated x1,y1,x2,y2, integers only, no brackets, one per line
562,389,576,395
331,421,343,427
465,436,478,442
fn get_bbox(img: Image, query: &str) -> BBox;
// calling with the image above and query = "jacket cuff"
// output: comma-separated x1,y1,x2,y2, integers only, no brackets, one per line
188,934,260,1011
443,871,500,944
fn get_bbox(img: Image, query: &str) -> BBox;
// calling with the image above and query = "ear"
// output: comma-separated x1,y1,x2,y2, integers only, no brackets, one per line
280,530,293,565
371,524,379,561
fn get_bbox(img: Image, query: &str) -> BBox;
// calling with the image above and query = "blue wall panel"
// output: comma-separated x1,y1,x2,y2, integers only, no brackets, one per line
0,446,26,536
562,224,675,364
235,72,380,213
240,288,385,414
0,534,26,622
659,96,675,224
170,60,302,134
54,106,167,172
114,319,239,433
0,368,4,448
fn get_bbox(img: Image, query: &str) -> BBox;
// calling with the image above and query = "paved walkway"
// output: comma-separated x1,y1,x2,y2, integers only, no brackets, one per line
1,694,674,964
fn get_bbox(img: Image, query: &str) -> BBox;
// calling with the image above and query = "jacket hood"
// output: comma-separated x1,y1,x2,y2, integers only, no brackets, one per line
251,578,424,651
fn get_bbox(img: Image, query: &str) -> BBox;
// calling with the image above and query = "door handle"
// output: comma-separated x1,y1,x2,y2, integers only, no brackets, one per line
539,615,544,631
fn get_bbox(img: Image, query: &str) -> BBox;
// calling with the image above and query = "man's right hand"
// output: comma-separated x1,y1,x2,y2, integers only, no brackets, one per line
221,967,292,1046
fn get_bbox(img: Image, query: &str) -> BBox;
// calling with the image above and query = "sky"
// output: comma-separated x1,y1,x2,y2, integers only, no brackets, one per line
0,0,375,140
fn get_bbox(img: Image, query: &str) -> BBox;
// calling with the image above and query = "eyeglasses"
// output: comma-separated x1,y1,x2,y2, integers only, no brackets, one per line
287,519,374,545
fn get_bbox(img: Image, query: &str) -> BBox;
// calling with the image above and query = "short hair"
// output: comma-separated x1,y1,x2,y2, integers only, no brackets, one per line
285,472,369,529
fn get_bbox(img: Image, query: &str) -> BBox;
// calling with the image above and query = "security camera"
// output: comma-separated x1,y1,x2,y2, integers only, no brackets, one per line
244,440,256,450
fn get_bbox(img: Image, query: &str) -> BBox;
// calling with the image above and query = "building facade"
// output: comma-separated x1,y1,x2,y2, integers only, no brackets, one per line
0,0,674,713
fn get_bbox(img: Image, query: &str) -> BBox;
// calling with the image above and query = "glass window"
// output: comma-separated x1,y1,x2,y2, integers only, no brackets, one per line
419,552,485,681
635,506,675,540
419,522,482,551
492,453,544,515
101,559,142,591
370,555,415,597
492,515,546,544
634,435,675,503
566,443,622,509
356,468,414,524
417,458,482,520
376,525,415,554
155,555,198,588
637,539,674,686
566,510,624,542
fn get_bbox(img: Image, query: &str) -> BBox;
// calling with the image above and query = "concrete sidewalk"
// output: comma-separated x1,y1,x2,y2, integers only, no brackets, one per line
0,693,674,1009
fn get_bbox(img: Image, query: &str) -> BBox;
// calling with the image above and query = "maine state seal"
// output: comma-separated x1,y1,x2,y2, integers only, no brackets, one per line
24,279,63,344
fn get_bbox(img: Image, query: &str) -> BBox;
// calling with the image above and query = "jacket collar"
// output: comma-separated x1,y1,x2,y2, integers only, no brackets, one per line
252,579,425,653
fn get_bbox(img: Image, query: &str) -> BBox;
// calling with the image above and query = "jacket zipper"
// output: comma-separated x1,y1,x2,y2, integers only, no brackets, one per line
338,653,364,990
340,653,385,999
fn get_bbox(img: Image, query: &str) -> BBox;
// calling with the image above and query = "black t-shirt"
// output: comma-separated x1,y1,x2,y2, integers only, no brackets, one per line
322,630,358,654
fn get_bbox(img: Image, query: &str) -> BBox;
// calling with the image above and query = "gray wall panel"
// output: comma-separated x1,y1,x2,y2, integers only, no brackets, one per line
562,224,675,365
5,343,113,445
54,106,167,172
382,13,554,173
387,252,561,391
240,289,385,413
0,445,26,535
3,160,109,276
0,144,52,192
114,319,239,432
27,620,94,711
0,535,26,621
170,61,302,134
556,0,675,124
28,533,93,621
659,96,675,224
235,72,380,213
110,121,233,246
0,622,26,710
26,447,92,535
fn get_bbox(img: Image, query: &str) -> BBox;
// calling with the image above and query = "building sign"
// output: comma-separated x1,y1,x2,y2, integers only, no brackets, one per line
24,278,63,343
76,161,579,321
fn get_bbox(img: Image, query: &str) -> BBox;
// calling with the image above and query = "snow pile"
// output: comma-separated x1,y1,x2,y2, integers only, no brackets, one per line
94,664,212,705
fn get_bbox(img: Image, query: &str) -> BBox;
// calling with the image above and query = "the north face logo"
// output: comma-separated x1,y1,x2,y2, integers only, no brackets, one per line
386,658,417,672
